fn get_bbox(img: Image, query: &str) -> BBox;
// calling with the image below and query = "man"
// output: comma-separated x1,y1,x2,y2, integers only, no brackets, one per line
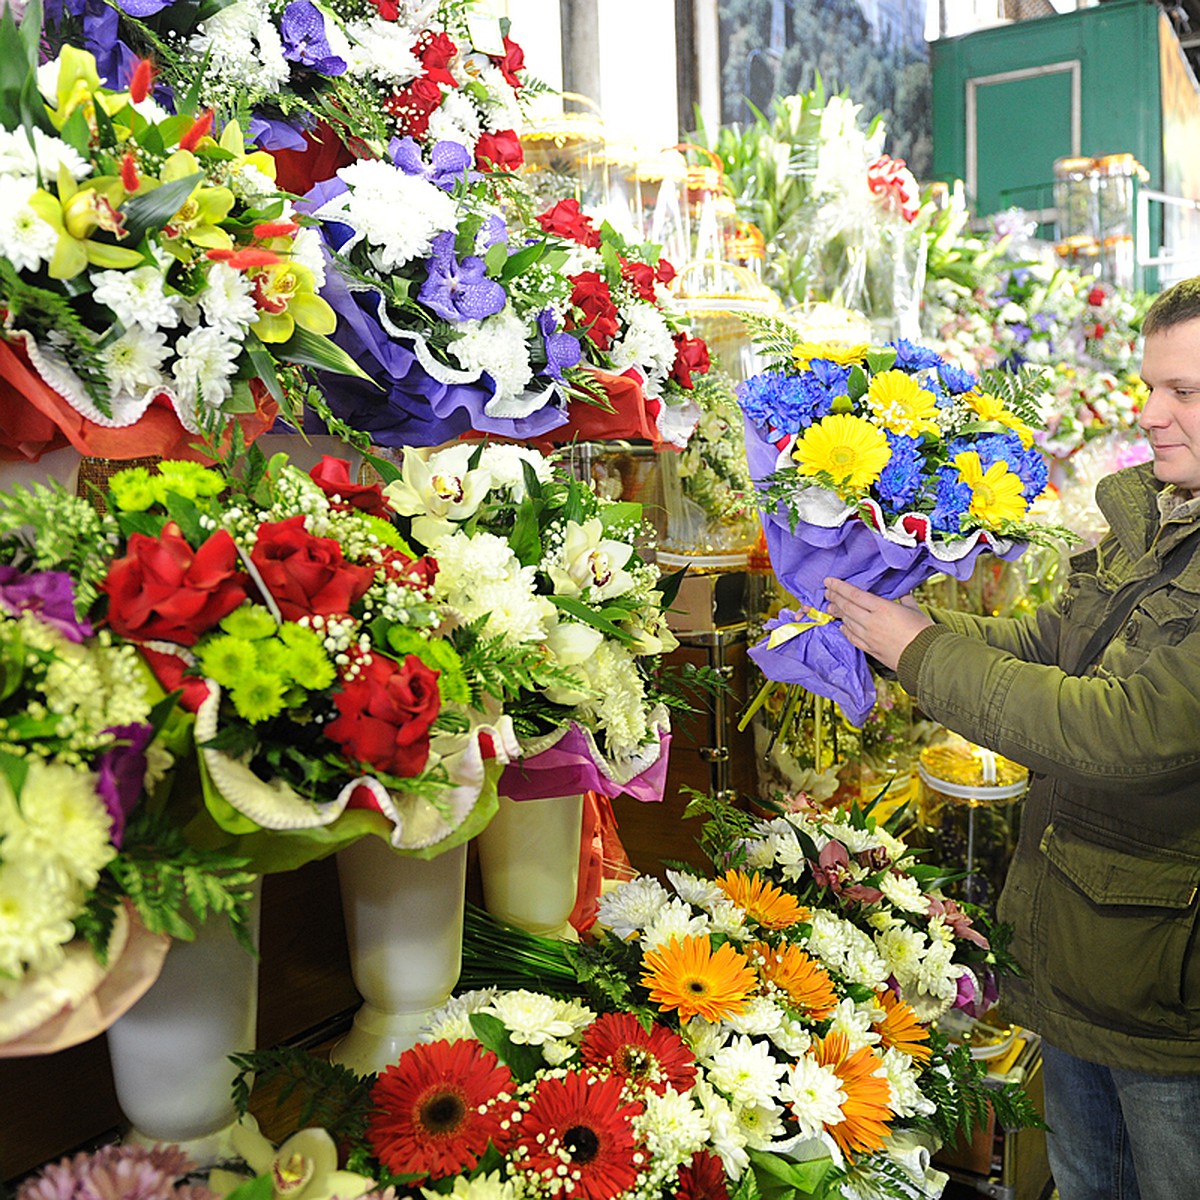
824,275,1200,1200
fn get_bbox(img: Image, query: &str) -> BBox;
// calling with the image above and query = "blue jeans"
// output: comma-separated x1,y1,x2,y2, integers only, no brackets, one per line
1042,1042,1200,1200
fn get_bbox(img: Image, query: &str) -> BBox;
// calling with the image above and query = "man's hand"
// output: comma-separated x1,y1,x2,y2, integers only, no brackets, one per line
823,577,934,671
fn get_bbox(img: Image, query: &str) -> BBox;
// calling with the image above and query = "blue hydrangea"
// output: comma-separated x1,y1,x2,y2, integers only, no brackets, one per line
938,363,979,395
738,370,836,436
930,466,972,533
877,434,923,514
888,339,945,372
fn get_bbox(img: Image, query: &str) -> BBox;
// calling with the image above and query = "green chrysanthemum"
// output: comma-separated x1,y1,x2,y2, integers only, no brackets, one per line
109,467,159,513
154,461,225,502
357,512,412,552
254,638,294,682
284,640,336,692
220,604,278,642
197,635,258,688
387,629,468,705
229,673,288,724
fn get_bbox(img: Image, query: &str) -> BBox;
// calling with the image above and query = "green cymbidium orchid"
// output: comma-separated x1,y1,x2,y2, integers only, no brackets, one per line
159,150,235,255
250,259,336,343
27,166,143,279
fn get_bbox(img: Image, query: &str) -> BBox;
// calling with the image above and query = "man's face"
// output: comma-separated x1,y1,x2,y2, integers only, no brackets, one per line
1138,316,1200,494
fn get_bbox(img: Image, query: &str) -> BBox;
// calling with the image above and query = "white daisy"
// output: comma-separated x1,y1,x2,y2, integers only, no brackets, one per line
639,898,710,953
422,987,497,1043
595,875,670,940
634,1086,709,1165
0,126,90,181
172,325,241,412
704,1034,786,1108
199,261,258,331
484,989,593,1046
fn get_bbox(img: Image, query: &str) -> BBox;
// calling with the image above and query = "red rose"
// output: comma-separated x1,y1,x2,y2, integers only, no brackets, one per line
670,331,711,389
250,515,376,622
656,257,677,286
383,77,443,138
569,271,621,350
492,35,525,88
309,456,392,519
536,198,600,248
620,258,657,302
369,0,399,18
378,547,439,590
417,30,458,87
1087,285,1107,306
140,646,211,713
475,129,524,173
102,523,249,647
326,653,441,778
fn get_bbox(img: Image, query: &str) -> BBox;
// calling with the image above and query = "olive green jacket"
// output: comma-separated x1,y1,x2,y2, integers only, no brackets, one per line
898,462,1200,1072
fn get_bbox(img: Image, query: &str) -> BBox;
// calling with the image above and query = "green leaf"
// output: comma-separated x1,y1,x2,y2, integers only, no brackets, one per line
58,105,93,160
163,491,206,547
508,496,543,567
485,239,508,277
467,1012,546,1082
865,347,897,375
359,448,403,485
846,364,868,401
121,172,204,246
0,748,29,798
748,1148,832,1199
547,594,632,642
243,332,284,404
0,2,32,130
498,239,549,282
275,326,376,382
598,500,641,530
657,564,688,608
223,1176,273,1200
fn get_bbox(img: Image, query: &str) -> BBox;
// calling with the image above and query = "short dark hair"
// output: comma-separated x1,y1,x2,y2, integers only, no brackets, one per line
1143,276,1200,336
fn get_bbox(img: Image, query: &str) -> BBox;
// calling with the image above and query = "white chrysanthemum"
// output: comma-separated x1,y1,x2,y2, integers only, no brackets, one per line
199,262,258,330
172,325,241,412
478,445,552,498
566,639,650,760
739,835,776,871
92,265,180,331
692,1078,750,1180
433,532,551,644
427,88,482,150
421,1170,516,1200
318,160,458,271
0,858,79,993
769,1015,814,1059
422,987,497,1043
877,870,930,916
449,309,533,403
608,301,677,398
825,997,881,1052
289,226,327,291
770,828,809,883
808,910,890,988
0,175,56,273
595,874,670,940
192,0,290,97
0,126,90,180
724,995,785,1039
681,1014,728,1061
101,326,170,397
639,898,710,953
822,820,883,856
470,577,555,643
779,1056,847,1138
879,1046,935,1118
484,990,594,1046
473,63,524,131
540,1037,578,1067
344,18,422,83
635,1086,709,1166
733,1099,787,1150
874,923,928,983
561,244,603,277
704,1034,786,1108
666,868,724,911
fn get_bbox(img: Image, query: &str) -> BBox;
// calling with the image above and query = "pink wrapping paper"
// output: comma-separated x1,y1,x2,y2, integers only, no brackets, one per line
499,726,671,803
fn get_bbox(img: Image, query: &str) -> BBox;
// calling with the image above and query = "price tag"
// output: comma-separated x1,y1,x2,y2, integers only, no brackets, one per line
466,4,505,56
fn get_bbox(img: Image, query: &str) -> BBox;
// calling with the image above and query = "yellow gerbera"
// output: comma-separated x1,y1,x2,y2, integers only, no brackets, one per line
873,989,931,1064
954,451,1028,526
640,935,756,1024
813,1032,894,1161
748,940,837,1019
966,391,1034,448
793,341,869,370
865,370,939,437
793,414,891,490
716,870,809,930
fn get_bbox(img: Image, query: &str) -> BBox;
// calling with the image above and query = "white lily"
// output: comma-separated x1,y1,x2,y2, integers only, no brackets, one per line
547,518,635,602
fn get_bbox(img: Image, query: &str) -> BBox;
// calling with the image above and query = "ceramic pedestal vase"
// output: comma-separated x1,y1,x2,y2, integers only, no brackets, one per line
106,885,262,1166
332,835,468,1076
476,794,584,940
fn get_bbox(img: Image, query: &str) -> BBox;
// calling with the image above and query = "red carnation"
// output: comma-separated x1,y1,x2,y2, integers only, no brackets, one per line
492,35,525,89
1087,285,1107,306
669,331,711,389
475,129,524,173
536,198,600,248
417,30,458,87
570,271,621,350
620,258,657,302
325,652,440,777
383,77,443,139
102,523,249,647
309,456,391,519
250,515,376,622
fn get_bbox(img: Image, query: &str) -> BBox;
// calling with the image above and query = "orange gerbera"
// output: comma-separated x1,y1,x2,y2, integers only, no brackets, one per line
812,1032,894,1161
874,989,931,1064
716,870,810,930
640,935,757,1023
747,940,838,1021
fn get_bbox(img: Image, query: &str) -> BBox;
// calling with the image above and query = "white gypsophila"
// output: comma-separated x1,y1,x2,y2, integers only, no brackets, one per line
289,226,327,291
769,1015,814,1059
705,1034,787,1109
879,1046,935,1118
595,874,670,940
0,174,57,273
808,909,891,989
484,989,594,1046
639,898,710,953
568,639,650,760
191,0,290,99
317,159,458,271
734,1099,787,1150
825,997,881,1053
421,1170,517,1200
692,1078,750,1180
478,444,552,499
778,1056,847,1139
0,125,90,181
724,995,785,1039
448,308,534,402
635,1086,709,1166
199,262,258,331
607,301,676,398
172,325,240,412
344,18,422,83
422,987,497,1043
877,871,929,917
91,265,181,332
666,868,725,912
427,88,482,151
101,326,171,397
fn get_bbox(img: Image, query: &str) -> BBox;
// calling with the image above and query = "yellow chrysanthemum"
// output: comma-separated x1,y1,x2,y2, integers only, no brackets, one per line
748,940,837,1019
965,391,1034,448
793,341,869,370
716,871,809,930
873,989,931,1064
640,935,757,1024
813,1032,894,1161
793,413,891,490
865,370,939,437
954,451,1028,526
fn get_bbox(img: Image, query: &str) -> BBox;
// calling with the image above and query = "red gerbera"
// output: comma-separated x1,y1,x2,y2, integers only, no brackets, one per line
676,1150,730,1200
578,1012,697,1095
368,1039,516,1181
513,1070,644,1200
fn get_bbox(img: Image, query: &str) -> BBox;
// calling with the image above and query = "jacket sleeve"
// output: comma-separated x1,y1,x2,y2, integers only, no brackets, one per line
921,596,1064,666
897,621,1200,790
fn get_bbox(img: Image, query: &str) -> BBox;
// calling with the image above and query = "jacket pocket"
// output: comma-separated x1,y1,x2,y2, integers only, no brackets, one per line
1040,820,1200,1038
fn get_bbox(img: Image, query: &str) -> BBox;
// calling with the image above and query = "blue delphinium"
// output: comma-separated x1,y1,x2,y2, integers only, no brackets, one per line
877,434,924,514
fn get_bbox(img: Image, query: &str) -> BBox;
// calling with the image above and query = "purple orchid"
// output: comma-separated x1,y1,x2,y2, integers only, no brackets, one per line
0,567,92,643
279,0,347,75
248,113,310,152
388,137,475,192
418,231,506,323
538,309,582,379
95,723,155,848
477,213,509,251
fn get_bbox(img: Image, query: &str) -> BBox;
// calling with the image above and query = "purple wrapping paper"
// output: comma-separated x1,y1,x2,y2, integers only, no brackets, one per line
744,415,1024,726
499,727,671,803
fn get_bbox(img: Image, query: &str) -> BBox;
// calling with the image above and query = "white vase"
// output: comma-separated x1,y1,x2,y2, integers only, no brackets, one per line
475,794,584,940
331,835,468,1076
106,885,262,1166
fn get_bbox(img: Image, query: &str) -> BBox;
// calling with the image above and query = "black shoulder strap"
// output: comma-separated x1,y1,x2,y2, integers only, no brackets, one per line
1072,525,1200,676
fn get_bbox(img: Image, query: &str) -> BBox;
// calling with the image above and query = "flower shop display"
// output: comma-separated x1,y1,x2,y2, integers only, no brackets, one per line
738,324,1067,725
0,7,364,464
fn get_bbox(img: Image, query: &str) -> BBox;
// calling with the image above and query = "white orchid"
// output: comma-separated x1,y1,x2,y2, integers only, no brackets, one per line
210,1125,374,1200
547,518,635,602
383,447,493,548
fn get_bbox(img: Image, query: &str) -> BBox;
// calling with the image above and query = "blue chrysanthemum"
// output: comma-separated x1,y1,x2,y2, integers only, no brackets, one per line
949,432,1023,474
1016,445,1049,500
807,358,852,393
738,371,835,436
929,466,972,533
877,434,923,514
937,363,978,395
889,339,944,373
